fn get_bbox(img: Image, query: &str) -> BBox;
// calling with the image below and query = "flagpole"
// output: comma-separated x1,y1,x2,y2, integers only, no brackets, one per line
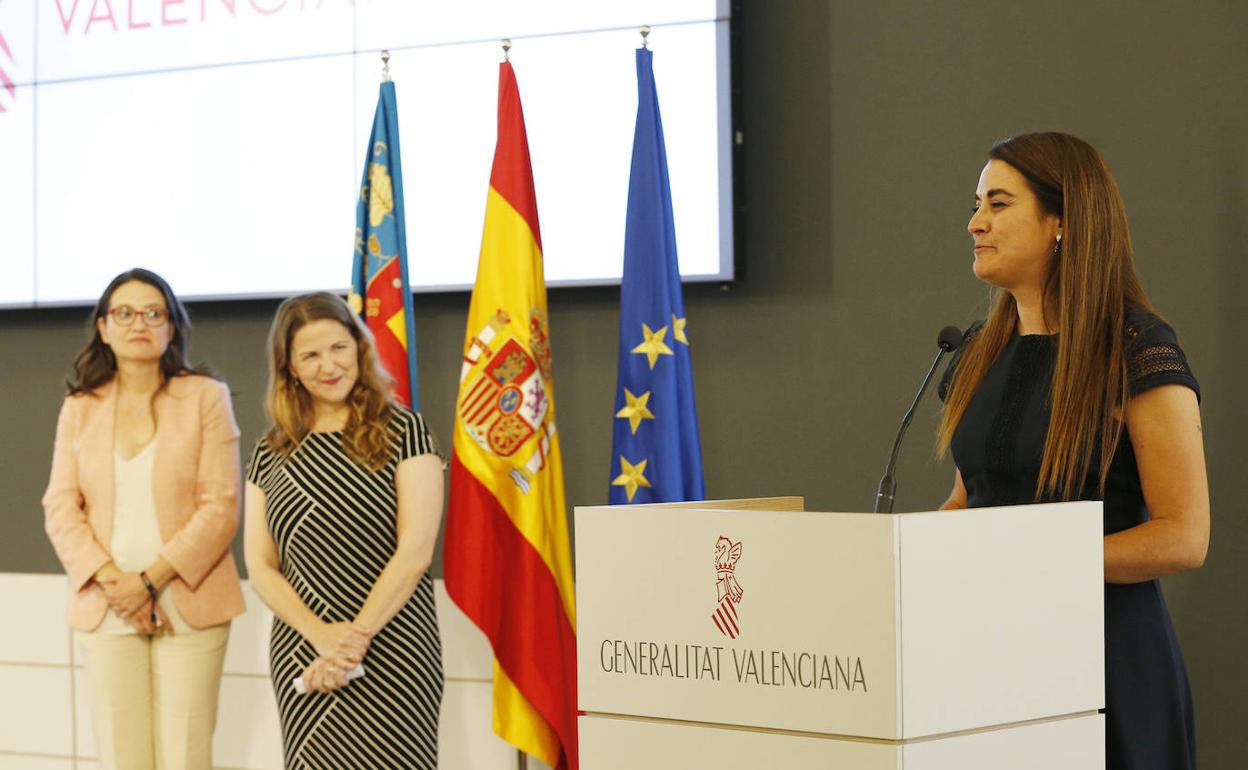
500,34,528,770
640,24,650,48
380,49,391,82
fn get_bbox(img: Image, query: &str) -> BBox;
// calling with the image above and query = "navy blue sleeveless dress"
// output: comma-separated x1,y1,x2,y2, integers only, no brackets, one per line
940,308,1199,769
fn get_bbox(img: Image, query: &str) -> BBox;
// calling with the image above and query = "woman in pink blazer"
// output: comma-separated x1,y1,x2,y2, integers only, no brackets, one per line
43,268,245,770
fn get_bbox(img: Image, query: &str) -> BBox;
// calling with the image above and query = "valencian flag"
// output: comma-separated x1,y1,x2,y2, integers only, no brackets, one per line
443,62,577,770
348,81,421,409
609,47,705,504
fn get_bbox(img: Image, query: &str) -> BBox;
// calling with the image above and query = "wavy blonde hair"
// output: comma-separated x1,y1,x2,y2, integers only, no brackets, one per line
939,132,1152,500
264,292,396,472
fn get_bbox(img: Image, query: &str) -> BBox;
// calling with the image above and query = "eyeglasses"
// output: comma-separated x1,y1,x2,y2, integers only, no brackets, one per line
107,305,170,326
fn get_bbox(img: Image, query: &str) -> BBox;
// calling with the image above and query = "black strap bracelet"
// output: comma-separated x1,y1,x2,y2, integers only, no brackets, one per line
140,570,158,622
139,570,157,598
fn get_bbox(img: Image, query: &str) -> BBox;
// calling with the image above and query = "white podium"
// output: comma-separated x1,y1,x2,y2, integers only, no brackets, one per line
574,497,1104,769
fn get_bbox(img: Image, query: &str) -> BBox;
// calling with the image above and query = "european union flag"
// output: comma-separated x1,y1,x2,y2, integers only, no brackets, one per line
349,81,420,409
608,47,705,504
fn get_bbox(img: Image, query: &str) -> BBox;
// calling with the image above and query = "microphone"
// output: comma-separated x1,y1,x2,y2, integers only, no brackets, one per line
873,325,966,513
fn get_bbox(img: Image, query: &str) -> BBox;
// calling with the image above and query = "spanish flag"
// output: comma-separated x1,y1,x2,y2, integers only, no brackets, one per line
443,62,578,770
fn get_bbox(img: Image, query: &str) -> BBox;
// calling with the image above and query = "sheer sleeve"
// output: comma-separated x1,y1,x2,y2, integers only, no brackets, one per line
1126,312,1200,402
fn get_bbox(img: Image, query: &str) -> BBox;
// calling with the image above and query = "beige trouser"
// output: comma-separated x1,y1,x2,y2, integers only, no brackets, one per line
77,623,230,770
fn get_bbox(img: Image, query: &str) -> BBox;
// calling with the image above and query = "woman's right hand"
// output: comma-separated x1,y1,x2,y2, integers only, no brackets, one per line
124,606,156,635
301,657,350,693
98,571,152,618
122,600,171,636
309,621,372,669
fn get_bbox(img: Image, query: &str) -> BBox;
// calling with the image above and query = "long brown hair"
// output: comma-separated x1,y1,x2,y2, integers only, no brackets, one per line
938,132,1152,499
68,268,215,395
264,292,396,471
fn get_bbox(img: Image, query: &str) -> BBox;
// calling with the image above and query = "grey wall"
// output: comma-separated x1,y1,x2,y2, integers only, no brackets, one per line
3,1,1245,764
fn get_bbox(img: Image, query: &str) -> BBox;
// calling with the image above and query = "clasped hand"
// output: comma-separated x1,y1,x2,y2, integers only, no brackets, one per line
311,620,372,671
301,621,373,693
97,570,173,636
128,600,174,636
97,570,149,616
300,656,353,693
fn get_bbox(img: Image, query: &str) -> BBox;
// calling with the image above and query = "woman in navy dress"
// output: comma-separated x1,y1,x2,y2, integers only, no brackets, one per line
938,132,1209,769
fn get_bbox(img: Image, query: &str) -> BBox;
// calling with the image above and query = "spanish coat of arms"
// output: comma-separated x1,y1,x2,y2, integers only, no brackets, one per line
458,308,556,493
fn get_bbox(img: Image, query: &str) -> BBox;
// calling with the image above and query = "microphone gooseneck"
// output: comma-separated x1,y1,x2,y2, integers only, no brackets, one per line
873,325,965,514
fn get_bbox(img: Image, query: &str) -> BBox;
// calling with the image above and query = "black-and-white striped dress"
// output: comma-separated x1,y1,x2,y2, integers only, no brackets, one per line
246,408,443,770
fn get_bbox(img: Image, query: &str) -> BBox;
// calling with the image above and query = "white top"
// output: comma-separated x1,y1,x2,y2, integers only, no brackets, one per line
97,441,191,635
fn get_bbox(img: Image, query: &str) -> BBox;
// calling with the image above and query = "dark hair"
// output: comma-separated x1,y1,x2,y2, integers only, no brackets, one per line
67,268,215,395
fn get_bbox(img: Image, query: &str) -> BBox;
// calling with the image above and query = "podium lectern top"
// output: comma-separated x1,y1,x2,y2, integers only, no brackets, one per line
575,498,1103,741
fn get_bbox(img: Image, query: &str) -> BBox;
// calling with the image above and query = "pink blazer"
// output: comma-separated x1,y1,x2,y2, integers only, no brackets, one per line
42,375,246,631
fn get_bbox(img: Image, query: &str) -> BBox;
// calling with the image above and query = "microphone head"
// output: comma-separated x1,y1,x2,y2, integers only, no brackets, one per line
937,325,964,352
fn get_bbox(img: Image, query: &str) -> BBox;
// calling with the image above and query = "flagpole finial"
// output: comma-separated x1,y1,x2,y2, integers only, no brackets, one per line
501,38,511,62
640,25,651,49
380,49,391,82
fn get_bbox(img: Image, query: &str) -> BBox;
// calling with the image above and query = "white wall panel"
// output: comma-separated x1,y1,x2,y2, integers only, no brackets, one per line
439,682,517,770
434,578,494,681
213,675,284,770
2,573,516,770
72,664,94,761
223,584,274,677
0,755,74,769
0,574,70,664
0,665,74,756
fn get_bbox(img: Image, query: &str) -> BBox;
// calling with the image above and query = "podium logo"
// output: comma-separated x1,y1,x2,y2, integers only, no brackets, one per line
711,535,744,639
0,32,14,114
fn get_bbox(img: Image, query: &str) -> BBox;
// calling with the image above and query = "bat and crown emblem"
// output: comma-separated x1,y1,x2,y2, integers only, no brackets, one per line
711,535,744,638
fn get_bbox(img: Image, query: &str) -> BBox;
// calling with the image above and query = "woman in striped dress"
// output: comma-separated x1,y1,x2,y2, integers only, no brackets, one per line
243,292,444,769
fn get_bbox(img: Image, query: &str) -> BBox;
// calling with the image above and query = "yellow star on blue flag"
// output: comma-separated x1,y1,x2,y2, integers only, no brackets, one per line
607,47,704,505
612,456,653,502
631,323,674,369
